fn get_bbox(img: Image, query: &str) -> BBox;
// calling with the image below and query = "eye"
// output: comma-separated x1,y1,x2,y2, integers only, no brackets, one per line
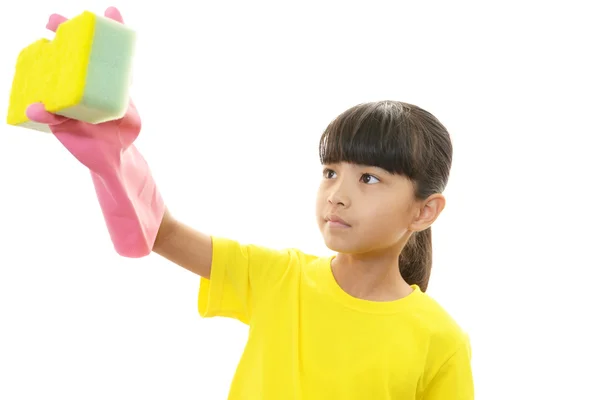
360,174,380,184
323,168,337,179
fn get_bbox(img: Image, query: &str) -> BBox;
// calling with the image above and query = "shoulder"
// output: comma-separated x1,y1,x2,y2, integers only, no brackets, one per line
211,236,324,284
410,289,471,360
212,236,320,265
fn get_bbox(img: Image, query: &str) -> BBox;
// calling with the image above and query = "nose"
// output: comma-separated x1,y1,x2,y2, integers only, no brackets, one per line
327,180,351,207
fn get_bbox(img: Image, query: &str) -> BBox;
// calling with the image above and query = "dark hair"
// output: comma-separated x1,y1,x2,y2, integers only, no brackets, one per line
318,100,453,292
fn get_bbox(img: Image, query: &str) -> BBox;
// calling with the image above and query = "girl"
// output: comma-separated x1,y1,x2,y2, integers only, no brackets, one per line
27,7,473,399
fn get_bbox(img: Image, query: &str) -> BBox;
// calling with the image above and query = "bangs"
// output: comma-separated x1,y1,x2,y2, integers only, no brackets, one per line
319,101,424,179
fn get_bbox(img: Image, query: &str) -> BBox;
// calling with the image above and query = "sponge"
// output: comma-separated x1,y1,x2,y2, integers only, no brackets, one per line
6,10,136,132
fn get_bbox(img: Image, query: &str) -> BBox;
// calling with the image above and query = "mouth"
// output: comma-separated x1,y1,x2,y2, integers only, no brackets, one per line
325,215,351,228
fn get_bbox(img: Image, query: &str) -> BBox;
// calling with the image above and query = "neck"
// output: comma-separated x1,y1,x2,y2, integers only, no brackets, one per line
331,248,413,302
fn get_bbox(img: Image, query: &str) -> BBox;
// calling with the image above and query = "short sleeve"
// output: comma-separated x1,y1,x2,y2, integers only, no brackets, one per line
198,236,298,324
422,336,474,400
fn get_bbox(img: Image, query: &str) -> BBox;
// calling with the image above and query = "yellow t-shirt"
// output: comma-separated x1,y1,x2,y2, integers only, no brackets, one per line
198,237,474,399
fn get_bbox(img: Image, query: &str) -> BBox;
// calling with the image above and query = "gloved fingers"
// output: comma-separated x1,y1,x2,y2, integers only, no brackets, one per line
46,14,67,32
104,6,125,24
46,6,125,33
25,103,68,125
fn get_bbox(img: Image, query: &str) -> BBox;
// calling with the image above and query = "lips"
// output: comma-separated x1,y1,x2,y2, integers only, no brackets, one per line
326,214,351,227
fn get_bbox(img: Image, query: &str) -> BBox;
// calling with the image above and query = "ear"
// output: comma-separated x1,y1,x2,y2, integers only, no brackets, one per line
409,193,446,232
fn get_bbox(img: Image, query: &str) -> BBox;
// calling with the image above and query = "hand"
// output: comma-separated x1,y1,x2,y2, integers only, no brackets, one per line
26,7,141,175
25,7,165,258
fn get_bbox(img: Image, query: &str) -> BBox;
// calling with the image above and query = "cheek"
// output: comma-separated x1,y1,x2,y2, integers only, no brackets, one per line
360,201,408,235
315,190,328,222
315,190,326,210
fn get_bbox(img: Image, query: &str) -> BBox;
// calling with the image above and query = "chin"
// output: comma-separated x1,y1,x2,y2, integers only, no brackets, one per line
321,234,361,254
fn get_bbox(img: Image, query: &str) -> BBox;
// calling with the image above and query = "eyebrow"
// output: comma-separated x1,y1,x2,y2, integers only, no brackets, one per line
360,165,393,176
324,163,394,177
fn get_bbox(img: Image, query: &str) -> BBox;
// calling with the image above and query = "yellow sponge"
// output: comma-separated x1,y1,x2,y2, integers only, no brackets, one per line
6,11,136,132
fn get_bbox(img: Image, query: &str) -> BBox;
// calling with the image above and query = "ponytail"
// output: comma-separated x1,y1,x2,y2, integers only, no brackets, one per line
398,227,432,292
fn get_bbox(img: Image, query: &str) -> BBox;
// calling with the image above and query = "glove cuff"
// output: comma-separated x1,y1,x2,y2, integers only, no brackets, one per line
90,145,165,258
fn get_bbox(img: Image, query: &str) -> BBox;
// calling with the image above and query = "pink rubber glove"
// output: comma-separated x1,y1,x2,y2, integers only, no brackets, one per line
26,7,165,258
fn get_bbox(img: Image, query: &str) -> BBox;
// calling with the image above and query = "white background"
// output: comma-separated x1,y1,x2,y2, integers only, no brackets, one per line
1,1,599,399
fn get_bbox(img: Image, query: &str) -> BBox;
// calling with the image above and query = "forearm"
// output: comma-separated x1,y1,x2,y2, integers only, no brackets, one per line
152,212,213,279
89,144,213,277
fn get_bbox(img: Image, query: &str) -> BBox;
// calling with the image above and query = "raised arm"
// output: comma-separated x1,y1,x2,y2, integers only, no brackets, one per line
23,7,221,282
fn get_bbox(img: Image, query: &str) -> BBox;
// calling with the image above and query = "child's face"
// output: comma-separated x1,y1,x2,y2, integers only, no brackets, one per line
315,162,423,255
